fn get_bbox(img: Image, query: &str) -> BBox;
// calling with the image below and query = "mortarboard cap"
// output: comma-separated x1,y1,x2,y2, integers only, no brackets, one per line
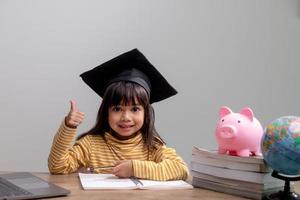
80,48,177,103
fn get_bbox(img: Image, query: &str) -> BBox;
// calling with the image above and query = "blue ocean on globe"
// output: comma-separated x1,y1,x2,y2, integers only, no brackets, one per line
261,116,300,175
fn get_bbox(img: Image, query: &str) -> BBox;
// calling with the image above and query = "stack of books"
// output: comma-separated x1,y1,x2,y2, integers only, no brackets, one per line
191,147,284,200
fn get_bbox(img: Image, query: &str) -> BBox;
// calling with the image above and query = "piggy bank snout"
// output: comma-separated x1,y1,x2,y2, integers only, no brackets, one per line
219,125,237,139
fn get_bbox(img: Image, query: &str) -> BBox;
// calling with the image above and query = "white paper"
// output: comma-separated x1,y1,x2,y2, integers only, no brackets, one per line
139,179,193,190
79,173,137,190
78,173,193,190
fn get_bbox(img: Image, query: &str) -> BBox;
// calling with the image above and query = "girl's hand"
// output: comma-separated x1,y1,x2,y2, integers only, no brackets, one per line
65,100,85,128
112,160,133,178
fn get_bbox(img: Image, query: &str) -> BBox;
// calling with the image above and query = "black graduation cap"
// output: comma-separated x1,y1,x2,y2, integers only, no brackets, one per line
80,48,177,103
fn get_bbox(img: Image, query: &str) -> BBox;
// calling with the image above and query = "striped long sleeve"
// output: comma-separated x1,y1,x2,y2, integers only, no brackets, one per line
132,146,189,181
48,122,91,174
48,120,189,181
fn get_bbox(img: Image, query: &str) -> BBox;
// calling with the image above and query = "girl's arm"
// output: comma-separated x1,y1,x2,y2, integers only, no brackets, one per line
132,146,189,181
48,121,91,174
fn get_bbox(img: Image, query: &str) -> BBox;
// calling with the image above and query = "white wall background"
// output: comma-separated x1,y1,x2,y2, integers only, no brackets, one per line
0,0,299,172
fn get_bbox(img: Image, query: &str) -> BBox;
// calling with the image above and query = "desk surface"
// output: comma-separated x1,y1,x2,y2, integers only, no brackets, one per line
29,173,300,200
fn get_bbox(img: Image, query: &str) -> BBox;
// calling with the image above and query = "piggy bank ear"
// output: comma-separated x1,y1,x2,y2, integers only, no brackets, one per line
240,107,254,122
219,106,232,118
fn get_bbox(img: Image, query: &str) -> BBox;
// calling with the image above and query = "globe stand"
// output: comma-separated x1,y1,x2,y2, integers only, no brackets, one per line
263,170,300,200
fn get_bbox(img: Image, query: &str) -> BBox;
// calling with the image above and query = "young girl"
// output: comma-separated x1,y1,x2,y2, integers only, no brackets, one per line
48,49,188,181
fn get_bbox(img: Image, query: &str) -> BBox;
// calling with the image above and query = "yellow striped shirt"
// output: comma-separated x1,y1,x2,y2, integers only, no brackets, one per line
48,121,188,181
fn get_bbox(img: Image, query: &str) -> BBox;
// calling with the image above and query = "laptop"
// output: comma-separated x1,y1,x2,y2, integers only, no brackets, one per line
0,172,70,200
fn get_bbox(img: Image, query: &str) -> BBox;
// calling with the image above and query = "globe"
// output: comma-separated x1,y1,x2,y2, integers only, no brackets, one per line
261,116,300,176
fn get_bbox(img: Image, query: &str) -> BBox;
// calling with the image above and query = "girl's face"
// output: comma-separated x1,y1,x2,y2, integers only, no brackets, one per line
108,100,145,138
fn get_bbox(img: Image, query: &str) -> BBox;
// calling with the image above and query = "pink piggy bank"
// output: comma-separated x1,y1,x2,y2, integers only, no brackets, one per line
215,106,263,157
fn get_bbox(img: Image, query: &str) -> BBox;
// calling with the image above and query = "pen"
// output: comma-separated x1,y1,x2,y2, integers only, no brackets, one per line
92,166,114,170
86,166,114,173
130,176,143,186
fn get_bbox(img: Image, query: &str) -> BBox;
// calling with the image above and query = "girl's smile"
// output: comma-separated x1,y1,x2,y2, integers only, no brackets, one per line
117,123,135,133
118,123,134,129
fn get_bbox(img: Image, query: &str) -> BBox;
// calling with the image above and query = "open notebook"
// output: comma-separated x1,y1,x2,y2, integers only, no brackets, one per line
78,173,193,190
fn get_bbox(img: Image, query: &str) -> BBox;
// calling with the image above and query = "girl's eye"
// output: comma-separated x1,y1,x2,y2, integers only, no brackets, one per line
112,106,121,112
132,106,141,112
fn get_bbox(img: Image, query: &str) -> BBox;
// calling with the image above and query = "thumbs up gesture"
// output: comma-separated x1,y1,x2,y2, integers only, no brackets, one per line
65,100,85,128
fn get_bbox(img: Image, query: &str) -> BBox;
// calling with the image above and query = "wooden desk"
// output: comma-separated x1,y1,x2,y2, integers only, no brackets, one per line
34,173,300,200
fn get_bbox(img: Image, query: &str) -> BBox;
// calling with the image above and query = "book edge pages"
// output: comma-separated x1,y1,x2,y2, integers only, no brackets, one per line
190,162,278,184
192,146,265,164
191,170,284,189
191,154,270,172
192,176,283,200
